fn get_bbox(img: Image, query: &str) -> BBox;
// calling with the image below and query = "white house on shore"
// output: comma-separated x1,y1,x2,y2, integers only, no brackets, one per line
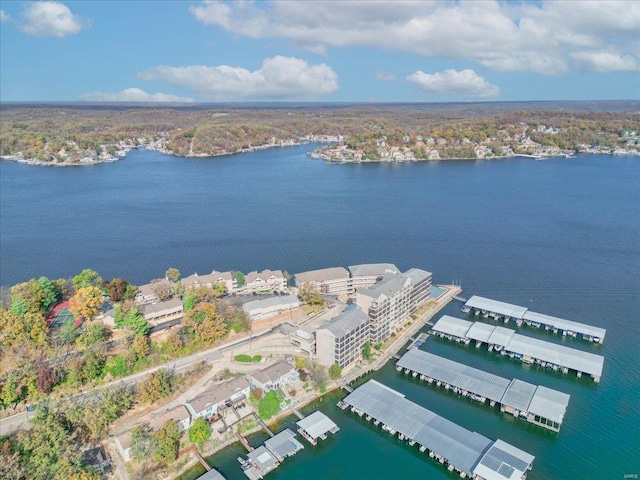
249,360,299,395
185,377,250,421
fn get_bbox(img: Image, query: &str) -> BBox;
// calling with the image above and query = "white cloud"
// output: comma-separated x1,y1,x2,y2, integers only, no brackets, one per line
570,51,639,73
20,1,89,38
189,1,640,75
375,71,396,82
0,10,10,22
137,55,338,100
78,88,194,103
407,69,500,100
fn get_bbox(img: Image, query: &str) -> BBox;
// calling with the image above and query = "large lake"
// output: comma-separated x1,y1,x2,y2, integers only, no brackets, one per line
1,146,638,479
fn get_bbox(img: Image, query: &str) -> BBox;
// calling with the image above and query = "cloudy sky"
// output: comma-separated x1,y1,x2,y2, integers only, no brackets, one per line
1,0,638,102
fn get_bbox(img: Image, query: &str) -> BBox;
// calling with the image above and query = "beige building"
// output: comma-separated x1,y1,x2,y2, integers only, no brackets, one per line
181,270,236,293
243,294,300,322
294,267,352,296
141,297,183,325
186,377,250,420
249,359,299,395
348,263,399,291
134,278,175,305
237,269,288,295
356,268,432,344
315,308,370,368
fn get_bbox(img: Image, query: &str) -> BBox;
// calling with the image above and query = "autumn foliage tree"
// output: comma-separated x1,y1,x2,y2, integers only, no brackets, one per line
69,286,103,321
183,302,228,344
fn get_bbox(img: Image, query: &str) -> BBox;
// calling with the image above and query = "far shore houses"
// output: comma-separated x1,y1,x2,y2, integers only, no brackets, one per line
182,269,287,295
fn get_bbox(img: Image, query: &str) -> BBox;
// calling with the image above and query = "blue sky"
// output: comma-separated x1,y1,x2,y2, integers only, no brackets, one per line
1,1,638,102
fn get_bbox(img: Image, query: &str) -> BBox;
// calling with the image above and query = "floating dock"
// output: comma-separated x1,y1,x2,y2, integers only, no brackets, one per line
296,411,340,446
341,380,535,480
463,295,606,344
396,349,570,432
240,428,303,479
432,315,604,382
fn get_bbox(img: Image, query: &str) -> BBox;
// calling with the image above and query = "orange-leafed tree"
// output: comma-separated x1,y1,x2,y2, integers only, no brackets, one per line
69,286,103,321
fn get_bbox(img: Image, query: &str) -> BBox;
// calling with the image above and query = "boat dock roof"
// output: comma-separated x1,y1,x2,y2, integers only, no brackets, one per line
264,428,304,461
397,349,570,427
432,316,604,379
296,411,339,441
465,295,606,342
342,380,534,480
466,296,529,319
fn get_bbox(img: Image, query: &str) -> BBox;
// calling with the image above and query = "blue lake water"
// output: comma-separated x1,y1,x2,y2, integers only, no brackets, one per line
1,146,639,479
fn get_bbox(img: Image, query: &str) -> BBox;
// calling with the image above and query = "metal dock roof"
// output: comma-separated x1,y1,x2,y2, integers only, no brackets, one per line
465,296,528,319
506,334,604,378
431,315,473,338
522,310,606,340
397,349,511,403
466,322,497,343
500,379,537,412
264,428,303,461
432,316,604,379
343,380,534,479
474,439,535,480
397,349,570,427
527,386,570,424
296,411,339,440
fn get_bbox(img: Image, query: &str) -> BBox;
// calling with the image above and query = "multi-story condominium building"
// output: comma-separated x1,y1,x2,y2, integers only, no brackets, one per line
236,269,288,295
141,297,183,325
348,263,399,291
181,271,236,293
356,268,432,345
294,267,352,296
315,308,370,368
135,278,175,304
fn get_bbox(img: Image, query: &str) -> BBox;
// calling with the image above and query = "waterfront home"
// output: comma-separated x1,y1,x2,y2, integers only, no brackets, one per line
249,359,299,395
236,269,288,295
356,268,432,344
182,271,235,293
185,377,250,420
141,297,183,325
135,278,175,305
294,267,352,296
315,308,370,368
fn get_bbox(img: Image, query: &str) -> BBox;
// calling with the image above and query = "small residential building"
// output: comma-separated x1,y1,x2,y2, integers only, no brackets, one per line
182,271,235,293
135,278,174,304
348,263,399,290
82,446,111,474
141,297,183,325
237,269,288,295
356,268,432,344
186,377,251,420
294,267,352,296
243,295,300,322
249,359,299,394
315,308,370,368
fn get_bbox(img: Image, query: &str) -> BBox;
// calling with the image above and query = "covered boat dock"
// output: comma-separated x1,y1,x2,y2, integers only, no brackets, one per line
396,349,570,432
341,380,535,479
296,411,340,445
432,316,604,382
463,295,606,344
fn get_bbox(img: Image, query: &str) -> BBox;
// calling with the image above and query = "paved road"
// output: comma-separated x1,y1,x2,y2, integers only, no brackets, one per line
0,322,294,436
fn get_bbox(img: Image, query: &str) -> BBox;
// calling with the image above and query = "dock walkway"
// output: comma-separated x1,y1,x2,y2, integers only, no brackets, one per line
396,349,570,432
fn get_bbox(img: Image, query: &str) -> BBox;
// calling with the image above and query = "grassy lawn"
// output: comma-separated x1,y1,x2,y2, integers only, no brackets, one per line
302,304,325,315
258,389,284,420
234,354,262,363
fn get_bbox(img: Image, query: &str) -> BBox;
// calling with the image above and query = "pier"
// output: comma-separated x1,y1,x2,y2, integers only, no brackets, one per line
463,295,606,343
296,411,340,446
432,315,604,382
342,380,535,480
396,349,570,432
239,428,304,479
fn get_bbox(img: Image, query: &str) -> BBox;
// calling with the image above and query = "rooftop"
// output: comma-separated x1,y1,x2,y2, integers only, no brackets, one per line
251,359,295,385
522,310,606,339
296,411,339,440
294,267,350,283
141,297,183,316
243,294,299,312
320,308,369,339
348,263,399,277
465,295,529,319
264,428,303,461
187,377,250,413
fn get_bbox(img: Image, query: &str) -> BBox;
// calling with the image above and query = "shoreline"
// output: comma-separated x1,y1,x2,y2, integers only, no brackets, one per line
175,284,461,479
